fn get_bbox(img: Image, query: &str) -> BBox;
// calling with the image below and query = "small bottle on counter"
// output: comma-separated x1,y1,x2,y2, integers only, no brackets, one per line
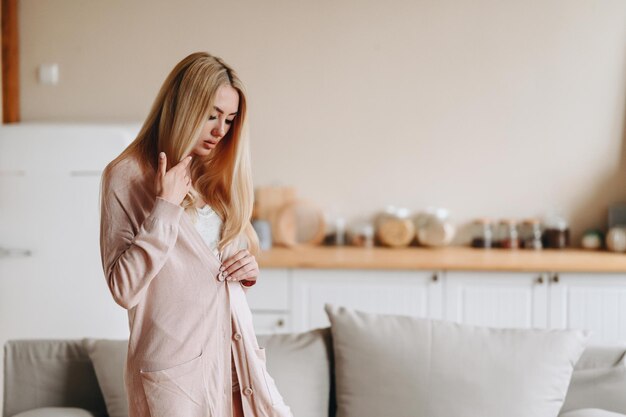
470,218,494,248
322,216,347,246
498,219,520,249
252,219,273,251
520,218,543,250
334,217,346,246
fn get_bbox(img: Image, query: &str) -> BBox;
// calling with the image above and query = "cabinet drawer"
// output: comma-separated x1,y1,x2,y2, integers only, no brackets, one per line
252,312,291,334
246,268,290,310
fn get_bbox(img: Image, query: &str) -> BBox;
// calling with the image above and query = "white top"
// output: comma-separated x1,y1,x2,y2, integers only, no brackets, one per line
193,204,223,260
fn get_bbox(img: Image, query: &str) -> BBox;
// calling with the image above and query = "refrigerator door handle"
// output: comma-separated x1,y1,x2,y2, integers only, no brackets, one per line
0,246,33,258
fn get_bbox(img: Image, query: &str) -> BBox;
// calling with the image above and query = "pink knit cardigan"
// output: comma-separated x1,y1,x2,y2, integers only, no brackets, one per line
99,155,293,417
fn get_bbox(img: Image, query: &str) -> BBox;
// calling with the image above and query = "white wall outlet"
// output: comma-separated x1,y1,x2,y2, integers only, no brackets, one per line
38,63,59,85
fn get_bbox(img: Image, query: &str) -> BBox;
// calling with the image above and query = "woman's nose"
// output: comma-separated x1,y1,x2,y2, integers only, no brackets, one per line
212,125,224,138
212,119,225,138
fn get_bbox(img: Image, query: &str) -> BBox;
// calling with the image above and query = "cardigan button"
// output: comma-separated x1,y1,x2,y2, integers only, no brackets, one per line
218,271,226,282
243,387,253,396
233,333,242,341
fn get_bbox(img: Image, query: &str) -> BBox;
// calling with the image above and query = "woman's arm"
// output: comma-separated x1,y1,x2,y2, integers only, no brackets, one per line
100,189,184,309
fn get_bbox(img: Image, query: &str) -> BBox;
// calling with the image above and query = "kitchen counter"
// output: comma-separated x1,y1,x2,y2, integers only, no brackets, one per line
257,246,626,273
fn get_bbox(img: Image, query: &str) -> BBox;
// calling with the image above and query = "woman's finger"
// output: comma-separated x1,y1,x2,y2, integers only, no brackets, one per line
224,254,253,276
221,250,249,271
173,155,193,172
227,262,258,281
158,152,167,177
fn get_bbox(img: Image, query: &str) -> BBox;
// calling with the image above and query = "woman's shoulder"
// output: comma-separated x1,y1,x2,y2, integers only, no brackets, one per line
102,155,151,196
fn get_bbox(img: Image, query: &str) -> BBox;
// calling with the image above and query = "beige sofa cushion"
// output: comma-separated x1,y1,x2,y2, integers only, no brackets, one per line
325,303,589,417
3,339,108,417
82,339,129,417
257,327,334,417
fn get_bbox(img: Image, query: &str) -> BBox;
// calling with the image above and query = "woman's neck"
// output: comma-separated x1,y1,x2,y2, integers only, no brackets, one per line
191,187,208,208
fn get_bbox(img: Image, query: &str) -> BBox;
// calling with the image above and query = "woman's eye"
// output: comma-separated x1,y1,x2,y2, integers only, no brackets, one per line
208,115,234,125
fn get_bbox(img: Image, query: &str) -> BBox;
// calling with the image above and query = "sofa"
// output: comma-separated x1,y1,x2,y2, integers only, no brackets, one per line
3,305,626,417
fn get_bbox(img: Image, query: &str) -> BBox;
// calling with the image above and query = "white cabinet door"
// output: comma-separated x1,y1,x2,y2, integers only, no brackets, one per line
247,268,291,311
247,268,292,334
445,271,548,329
549,273,626,344
292,269,442,332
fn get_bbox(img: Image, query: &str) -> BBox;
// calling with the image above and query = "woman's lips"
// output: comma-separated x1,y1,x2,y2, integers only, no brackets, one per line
203,140,217,149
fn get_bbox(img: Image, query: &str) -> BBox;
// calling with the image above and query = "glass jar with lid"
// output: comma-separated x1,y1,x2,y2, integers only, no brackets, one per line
414,207,455,247
543,213,570,249
470,218,494,248
520,218,543,250
498,219,520,249
375,206,415,248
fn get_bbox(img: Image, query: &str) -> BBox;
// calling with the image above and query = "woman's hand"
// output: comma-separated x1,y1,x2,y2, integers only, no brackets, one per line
220,249,259,286
155,152,193,206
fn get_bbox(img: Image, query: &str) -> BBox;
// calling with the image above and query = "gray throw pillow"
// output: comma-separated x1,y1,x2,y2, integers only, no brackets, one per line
561,346,626,414
257,327,334,417
82,338,129,417
325,303,589,417
3,339,108,417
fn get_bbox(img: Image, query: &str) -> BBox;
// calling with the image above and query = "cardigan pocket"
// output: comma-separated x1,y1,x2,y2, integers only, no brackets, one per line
254,347,285,407
139,351,208,417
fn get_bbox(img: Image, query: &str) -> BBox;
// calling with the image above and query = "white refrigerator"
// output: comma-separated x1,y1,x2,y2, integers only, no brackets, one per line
0,123,140,413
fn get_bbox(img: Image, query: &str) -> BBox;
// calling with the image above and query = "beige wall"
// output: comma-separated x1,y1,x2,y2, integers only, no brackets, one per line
20,0,626,243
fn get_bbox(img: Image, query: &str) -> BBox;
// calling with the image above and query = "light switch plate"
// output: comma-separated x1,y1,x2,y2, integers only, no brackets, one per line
38,63,59,85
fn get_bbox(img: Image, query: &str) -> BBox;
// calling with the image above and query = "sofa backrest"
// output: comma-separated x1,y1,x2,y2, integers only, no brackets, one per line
4,329,335,417
3,339,108,417
4,334,625,417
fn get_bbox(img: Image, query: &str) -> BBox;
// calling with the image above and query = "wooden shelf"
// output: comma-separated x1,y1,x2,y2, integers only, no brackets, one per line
257,246,626,273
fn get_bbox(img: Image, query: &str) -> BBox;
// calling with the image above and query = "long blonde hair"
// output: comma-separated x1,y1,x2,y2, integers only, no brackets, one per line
104,51,259,255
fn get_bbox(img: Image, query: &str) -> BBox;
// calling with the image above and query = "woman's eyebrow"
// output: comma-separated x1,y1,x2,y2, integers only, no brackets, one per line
214,106,237,116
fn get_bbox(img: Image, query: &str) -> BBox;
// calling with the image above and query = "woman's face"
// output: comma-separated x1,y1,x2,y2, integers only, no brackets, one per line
191,84,240,157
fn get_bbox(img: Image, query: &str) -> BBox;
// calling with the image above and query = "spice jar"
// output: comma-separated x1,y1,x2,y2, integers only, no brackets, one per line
520,218,543,250
470,218,494,248
542,214,570,249
498,219,520,249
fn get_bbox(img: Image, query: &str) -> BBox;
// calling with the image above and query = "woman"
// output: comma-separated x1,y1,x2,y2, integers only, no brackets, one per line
99,52,292,417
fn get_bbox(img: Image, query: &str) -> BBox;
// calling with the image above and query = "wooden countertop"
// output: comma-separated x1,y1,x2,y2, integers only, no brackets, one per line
257,246,626,273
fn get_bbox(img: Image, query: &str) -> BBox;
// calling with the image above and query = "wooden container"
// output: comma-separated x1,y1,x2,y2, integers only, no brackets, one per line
377,217,415,248
272,199,326,247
